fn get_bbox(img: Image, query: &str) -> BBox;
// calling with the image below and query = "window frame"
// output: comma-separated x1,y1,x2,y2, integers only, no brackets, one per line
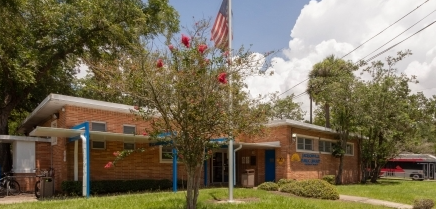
91,121,107,132
345,143,354,156
296,136,314,152
123,125,136,135
159,146,180,163
91,140,106,150
319,140,333,153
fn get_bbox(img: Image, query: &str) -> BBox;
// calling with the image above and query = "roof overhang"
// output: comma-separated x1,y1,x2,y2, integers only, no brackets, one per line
234,141,280,149
29,126,155,143
0,135,51,143
19,94,137,134
266,119,337,135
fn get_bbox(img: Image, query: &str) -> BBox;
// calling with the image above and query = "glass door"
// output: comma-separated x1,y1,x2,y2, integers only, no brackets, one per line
212,152,228,183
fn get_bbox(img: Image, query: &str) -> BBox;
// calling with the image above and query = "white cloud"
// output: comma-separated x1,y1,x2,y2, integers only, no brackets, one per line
245,0,436,120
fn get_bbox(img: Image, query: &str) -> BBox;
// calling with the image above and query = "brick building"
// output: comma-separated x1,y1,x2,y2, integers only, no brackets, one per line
11,94,360,194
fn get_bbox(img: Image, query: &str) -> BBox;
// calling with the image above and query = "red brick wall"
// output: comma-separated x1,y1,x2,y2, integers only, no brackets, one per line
42,105,190,192
236,125,360,184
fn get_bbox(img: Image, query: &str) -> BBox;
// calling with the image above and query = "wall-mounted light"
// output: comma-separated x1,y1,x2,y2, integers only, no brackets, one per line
52,113,59,119
291,133,297,142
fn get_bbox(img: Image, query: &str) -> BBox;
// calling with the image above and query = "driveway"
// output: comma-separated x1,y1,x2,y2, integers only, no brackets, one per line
0,193,37,204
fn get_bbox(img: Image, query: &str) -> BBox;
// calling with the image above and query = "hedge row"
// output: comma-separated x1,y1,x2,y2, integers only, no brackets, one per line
61,179,176,195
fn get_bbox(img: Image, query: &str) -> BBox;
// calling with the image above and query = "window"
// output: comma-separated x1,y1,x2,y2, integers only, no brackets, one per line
124,142,135,150
91,122,106,132
123,125,136,134
160,146,174,163
319,140,332,153
346,144,354,155
297,137,313,151
92,141,106,149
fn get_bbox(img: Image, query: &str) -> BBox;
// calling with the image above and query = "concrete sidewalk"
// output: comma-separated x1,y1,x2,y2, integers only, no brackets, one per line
340,195,413,209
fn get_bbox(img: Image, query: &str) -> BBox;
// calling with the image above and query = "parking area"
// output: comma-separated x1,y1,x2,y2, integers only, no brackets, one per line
0,193,37,204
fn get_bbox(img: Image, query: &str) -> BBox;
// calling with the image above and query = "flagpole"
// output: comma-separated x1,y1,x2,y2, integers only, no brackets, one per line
227,0,234,203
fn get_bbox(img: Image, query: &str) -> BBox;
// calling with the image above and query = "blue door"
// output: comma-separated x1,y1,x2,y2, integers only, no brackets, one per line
265,150,276,182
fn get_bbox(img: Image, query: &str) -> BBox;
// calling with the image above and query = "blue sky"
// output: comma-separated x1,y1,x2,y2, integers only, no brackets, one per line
168,0,436,119
169,0,310,55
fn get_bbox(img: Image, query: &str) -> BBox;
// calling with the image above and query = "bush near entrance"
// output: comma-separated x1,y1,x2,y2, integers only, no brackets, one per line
281,179,339,200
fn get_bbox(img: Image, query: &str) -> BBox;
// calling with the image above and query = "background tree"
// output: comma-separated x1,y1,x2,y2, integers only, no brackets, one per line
266,94,305,121
308,55,357,184
308,55,350,128
102,21,271,209
0,0,179,173
356,50,423,183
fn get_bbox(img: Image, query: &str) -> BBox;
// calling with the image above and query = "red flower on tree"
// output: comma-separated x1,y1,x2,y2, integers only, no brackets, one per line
218,72,227,84
198,44,207,54
142,132,148,136
104,162,113,169
181,34,190,48
113,151,120,157
156,59,164,68
168,44,175,51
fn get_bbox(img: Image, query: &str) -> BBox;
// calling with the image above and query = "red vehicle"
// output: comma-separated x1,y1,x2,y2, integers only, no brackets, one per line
380,154,436,180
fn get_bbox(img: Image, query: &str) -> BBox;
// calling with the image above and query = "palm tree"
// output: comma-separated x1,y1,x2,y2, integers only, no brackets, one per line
307,55,351,128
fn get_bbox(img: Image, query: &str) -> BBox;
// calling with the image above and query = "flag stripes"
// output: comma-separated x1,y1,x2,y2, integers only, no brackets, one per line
211,0,229,48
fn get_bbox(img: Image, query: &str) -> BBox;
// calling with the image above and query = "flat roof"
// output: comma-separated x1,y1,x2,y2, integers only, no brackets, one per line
0,135,51,143
19,94,136,134
266,119,337,135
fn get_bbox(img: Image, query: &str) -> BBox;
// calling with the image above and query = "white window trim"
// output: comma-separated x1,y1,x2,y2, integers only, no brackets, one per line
91,140,106,150
123,142,135,150
91,121,107,132
159,146,181,164
345,143,354,156
296,134,316,153
318,138,337,154
123,124,136,135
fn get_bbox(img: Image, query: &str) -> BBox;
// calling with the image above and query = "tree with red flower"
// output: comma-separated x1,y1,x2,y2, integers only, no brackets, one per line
181,34,190,48
101,20,273,209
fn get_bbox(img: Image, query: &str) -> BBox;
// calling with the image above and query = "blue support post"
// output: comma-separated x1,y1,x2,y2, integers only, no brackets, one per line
70,121,90,198
172,148,178,192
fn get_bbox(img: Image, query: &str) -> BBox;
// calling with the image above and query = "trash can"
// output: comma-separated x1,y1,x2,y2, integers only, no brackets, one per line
241,169,255,188
40,177,54,198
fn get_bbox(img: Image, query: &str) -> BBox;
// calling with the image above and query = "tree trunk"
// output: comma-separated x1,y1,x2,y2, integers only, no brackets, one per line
325,103,330,128
0,110,12,173
370,165,381,183
335,154,344,185
185,163,203,209
0,94,20,174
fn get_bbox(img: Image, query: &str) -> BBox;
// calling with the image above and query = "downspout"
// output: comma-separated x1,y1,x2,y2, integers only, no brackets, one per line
233,144,242,185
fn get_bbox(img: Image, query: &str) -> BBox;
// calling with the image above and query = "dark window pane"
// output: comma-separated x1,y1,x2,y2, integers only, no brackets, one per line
123,126,136,134
92,122,106,132
92,141,105,149
124,143,135,150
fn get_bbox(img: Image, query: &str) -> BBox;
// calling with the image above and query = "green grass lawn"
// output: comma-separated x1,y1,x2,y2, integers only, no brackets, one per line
336,178,436,205
2,188,390,209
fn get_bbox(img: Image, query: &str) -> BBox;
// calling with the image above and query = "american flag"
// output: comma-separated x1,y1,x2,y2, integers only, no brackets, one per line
211,0,230,48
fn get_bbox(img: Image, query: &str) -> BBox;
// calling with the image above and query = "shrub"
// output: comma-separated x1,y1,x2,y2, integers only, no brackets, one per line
322,175,336,185
281,179,339,200
277,178,296,187
413,199,434,209
257,182,279,191
61,179,173,195
279,181,299,193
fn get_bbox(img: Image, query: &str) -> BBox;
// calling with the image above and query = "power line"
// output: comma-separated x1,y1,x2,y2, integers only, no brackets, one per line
362,20,436,64
340,0,430,58
360,8,436,62
276,0,431,99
